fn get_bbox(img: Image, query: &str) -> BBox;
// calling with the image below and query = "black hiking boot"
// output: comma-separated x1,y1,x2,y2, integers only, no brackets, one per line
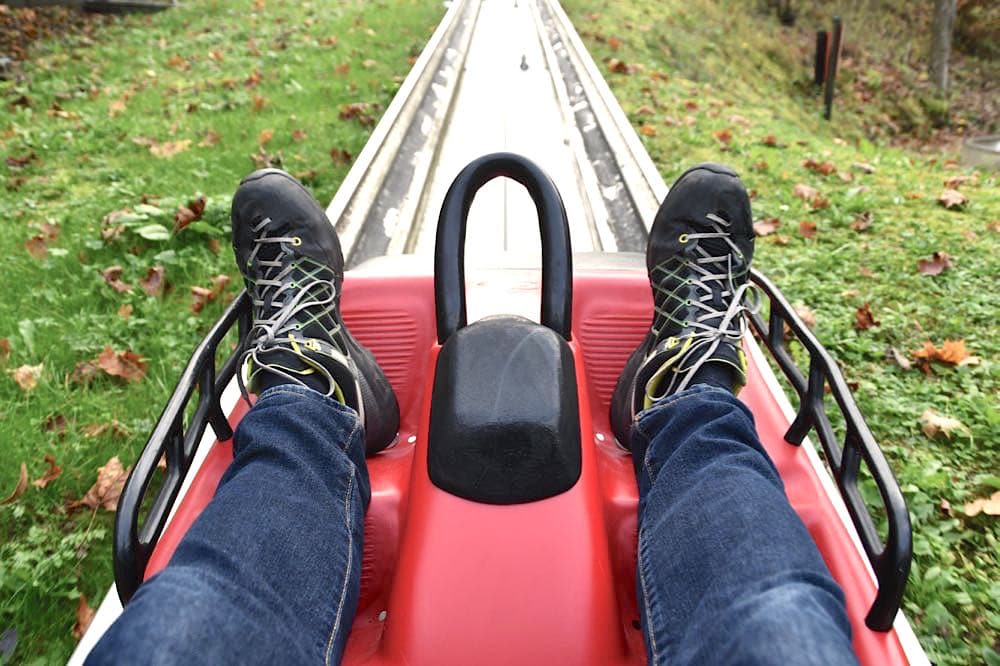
609,163,756,449
231,168,400,454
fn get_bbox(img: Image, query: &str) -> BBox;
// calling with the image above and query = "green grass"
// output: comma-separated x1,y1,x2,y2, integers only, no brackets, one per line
560,1,1000,663
0,1,442,662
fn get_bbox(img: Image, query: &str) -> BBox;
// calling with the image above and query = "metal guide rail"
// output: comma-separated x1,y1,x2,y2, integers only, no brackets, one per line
74,0,925,663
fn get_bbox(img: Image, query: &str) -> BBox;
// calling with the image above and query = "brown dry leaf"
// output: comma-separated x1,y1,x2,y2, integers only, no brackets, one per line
244,69,262,88
250,146,282,169
852,162,876,174
607,58,635,74
917,251,953,276
943,174,977,189
96,346,147,383
5,151,39,168
886,347,911,371
937,189,967,209
802,159,836,175
851,211,872,232
728,114,751,127
118,303,134,319
1,463,28,505
72,594,96,640
912,339,977,367
151,140,191,159
793,183,818,201
108,98,128,117
0,338,10,362
139,265,166,296
608,36,621,51
101,265,133,294
639,124,657,137
793,303,817,329
753,218,780,236
761,134,779,147
199,129,221,147
772,234,791,246
919,409,971,440
334,62,350,76
69,457,128,513
963,491,1000,517
798,220,817,239
11,364,43,392
207,238,221,255
330,147,352,164
339,102,378,126
292,129,307,142
362,59,377,69
166,54,189,71
713,129,732,146
854,303,879,330
42,413,67,436
81,420,131,439
32,454,62,489
257,129,274,146
25,234,48,259
174,196,206,232
190,275,231,314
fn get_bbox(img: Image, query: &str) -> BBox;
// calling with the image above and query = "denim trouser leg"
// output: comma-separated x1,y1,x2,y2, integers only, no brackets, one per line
632,384,857,666
88,385,369,666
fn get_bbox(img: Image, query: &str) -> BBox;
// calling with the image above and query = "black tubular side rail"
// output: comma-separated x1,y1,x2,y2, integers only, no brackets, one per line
747,269,911,631
113,290,251,604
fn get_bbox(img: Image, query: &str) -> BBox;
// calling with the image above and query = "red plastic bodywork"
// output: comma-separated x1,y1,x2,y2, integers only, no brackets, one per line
145,266,909,665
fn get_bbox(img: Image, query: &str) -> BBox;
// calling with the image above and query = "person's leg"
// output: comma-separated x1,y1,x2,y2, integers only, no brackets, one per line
632,384,856,665
89,386,368,665
610,163,856,665
89,169,399,665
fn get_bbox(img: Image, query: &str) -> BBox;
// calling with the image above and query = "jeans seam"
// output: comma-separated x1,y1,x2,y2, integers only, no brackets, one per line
637,536,662,665
324,470,356,666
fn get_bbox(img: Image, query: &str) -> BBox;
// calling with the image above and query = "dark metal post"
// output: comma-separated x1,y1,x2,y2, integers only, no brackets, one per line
814,31,829,87
823,17,843,120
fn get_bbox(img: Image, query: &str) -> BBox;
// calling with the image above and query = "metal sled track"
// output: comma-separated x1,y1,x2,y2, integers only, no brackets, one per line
71,1,929,663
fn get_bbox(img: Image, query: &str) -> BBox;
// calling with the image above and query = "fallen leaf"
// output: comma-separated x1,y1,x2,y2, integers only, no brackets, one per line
25,234,48,259
68,456,129,513
798,220,817,239
334,62,350,76
772,234,791,245
362,59,377,69
6,151,39,168
854,303,879,330
11,364,43,391
174,196,206,232
257,129,273,145
139,265,166,296
100,265,133,294
761,134,779,147
118,303,134,319
802,158,836,175
607,58,634,74
905,191,925,200
639,124,657,137
244,69,262,87
0,338,10,362
838,171,854,182
939,498,952,516
917,251,953,276
166,54,189,71
793,183,818,201
963,491,1000,517
937,188,967,209
728,114,751,127
190,275,231,314
108,98,127,117
42,413,67,436
753,217,780,236
752,160,768,171
292,129,307,142
199,129,221,147
608,36,621,50
851,211,872,231
207,239,221,254
96,346,147,382
712,128,732,146
986,220,1000,233
250,146,282,169
886,347,911,370
31,454,62,489
339,102,378,126
81,420,131,439
943,174,976,189
72,595,96,640
151,140,191,159
1,463,28,505
852,162,876,174
793,303,817,329
920,409,971,440
329,147,352,164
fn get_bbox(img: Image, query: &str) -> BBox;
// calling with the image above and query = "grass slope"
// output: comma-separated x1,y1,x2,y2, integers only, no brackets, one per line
559,1,999,664
0,1,442,662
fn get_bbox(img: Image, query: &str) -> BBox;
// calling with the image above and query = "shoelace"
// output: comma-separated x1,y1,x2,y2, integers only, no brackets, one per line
237,217,343,401
649,212,759,395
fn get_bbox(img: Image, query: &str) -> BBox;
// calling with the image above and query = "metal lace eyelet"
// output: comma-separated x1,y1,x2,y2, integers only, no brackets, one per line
292,237,303,246
678,234,689,244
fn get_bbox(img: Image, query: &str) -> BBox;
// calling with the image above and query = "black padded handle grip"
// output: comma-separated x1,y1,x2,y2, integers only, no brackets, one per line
434,152,573,343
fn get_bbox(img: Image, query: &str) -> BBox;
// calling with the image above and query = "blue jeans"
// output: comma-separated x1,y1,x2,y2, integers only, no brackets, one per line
89,384,856,665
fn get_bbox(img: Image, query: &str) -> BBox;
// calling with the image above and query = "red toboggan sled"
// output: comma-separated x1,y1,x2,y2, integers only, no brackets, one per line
92,153,923,665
